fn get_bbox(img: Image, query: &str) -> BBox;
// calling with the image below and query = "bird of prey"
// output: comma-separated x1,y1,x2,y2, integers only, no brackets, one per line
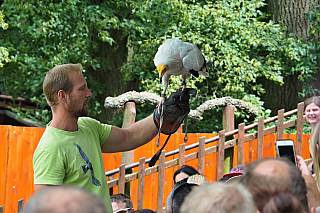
154,38,209,103
75,144,101,186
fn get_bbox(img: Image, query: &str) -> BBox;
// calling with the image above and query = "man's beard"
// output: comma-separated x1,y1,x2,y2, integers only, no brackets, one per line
68,102,89,118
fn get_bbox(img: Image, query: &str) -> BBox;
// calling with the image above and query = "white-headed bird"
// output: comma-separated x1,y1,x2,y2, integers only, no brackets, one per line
154,38,209,103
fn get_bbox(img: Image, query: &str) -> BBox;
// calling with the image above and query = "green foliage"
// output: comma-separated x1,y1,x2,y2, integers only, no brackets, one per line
0,10,10,67
0,0,132,124
304,3,320,97
121,0,318,132
1,0,319,132
123,0,317,98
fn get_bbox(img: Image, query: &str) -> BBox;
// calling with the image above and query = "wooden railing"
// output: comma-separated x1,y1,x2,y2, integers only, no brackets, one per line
105,103,310,212
0,102,311,213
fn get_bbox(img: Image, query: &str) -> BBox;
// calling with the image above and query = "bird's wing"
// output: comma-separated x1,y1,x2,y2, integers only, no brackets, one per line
180,42,209,77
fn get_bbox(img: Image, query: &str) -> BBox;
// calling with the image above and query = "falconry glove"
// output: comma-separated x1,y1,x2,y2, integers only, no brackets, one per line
150,88,197,167
153,88,197,135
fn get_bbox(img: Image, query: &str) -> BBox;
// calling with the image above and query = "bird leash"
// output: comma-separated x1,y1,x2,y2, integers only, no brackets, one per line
149,88,196,167
149,106,172,167
149,110,189,167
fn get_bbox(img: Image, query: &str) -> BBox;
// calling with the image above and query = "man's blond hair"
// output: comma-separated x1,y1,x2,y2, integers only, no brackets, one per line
43,63,83,109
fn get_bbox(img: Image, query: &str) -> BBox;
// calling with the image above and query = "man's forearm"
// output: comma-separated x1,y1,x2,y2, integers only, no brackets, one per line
127,114,158,146
102,114,158,153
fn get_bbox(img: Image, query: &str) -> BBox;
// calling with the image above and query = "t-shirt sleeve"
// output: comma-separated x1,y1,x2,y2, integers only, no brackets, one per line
97,123,112,146
33,150,65,185
81,117,112,146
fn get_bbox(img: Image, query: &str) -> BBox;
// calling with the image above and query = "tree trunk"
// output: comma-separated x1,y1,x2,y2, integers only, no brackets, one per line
261,0,320,114
88,29,139,123
267,0,317,37
257,73,302,115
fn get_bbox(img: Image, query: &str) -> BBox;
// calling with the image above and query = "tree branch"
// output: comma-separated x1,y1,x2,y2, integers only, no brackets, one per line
104,91,258,121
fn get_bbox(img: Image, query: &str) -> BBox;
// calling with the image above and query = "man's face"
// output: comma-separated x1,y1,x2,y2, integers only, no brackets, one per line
175,172,189,183
112,201,131,213
66,71,92,117
305,103,320,127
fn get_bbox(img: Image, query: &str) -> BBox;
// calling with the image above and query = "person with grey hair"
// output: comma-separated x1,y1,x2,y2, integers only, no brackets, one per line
180,182,257,213
187,174,208,185
240,157,309,212
21,185,109,213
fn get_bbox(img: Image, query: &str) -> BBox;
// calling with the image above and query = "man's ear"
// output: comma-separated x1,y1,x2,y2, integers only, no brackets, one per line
57,90,67,103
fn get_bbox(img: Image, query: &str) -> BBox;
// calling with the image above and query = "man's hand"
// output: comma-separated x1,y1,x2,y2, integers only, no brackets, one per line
153,88,197,135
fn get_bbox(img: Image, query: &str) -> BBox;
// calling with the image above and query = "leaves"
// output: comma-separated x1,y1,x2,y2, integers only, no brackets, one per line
0,10,10,67
0,0,319,131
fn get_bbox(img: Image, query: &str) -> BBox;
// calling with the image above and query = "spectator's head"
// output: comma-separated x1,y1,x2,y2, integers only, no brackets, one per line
241,157,308,212
173,165,200,184
247,177,305,213
187,174,208,185
111,193,134,213
165,182,198,213
304,96,320,127
180,182,257,213
22,185,108,213
262,192,305,213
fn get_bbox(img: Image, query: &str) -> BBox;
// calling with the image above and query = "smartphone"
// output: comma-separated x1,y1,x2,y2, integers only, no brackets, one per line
276,139,297,166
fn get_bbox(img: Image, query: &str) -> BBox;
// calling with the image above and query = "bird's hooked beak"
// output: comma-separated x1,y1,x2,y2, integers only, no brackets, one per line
157,65,168,83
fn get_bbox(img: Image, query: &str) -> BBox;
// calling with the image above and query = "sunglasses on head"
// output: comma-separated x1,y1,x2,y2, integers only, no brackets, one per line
113,208,132,213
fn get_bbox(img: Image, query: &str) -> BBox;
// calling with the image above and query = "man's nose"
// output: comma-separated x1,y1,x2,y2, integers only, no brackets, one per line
86,88,93,98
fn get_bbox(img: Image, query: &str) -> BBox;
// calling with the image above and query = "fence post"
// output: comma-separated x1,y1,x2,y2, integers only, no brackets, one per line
179,143,186,167
121,102,136,196
223,105,235,173
257,117,264,159
296,102,304,156
277,109,284,140
137,157,146,210
118,164,126,194
198,137,206,175
237,123,245,165
157,150,166,213
17,199,24,212
217,130,225,180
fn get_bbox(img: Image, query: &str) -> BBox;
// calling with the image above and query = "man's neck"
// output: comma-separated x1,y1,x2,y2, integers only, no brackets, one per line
50,110,79,132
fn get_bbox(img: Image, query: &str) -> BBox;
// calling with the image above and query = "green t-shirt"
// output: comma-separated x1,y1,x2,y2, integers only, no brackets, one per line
33,117,113,212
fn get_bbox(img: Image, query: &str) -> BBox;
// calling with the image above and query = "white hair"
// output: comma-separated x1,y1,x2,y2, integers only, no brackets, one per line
180,182,256,213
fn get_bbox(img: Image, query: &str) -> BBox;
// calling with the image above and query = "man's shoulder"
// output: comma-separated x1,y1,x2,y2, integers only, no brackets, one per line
78,117,111,131
36,126,72,152
78,117,101,126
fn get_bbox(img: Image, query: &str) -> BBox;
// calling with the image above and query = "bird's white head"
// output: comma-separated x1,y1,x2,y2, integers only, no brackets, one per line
157,64,168,79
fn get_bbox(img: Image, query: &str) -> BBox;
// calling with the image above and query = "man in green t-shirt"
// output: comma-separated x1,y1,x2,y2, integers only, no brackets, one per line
33,63,192,212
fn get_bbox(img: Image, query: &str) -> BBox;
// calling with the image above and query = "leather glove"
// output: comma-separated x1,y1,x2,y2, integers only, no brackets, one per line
153,88,197,135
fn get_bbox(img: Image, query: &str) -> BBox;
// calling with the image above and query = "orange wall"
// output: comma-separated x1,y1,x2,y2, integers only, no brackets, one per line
0,125,311,212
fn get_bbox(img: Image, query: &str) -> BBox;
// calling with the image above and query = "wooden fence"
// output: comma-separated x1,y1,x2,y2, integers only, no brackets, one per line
0,102,312,213
104,103,311,212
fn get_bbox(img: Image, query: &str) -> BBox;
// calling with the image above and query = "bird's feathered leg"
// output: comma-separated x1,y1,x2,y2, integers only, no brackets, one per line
158,74,170,107
180,80,187,91
157,92,166,108
178,73,190,91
